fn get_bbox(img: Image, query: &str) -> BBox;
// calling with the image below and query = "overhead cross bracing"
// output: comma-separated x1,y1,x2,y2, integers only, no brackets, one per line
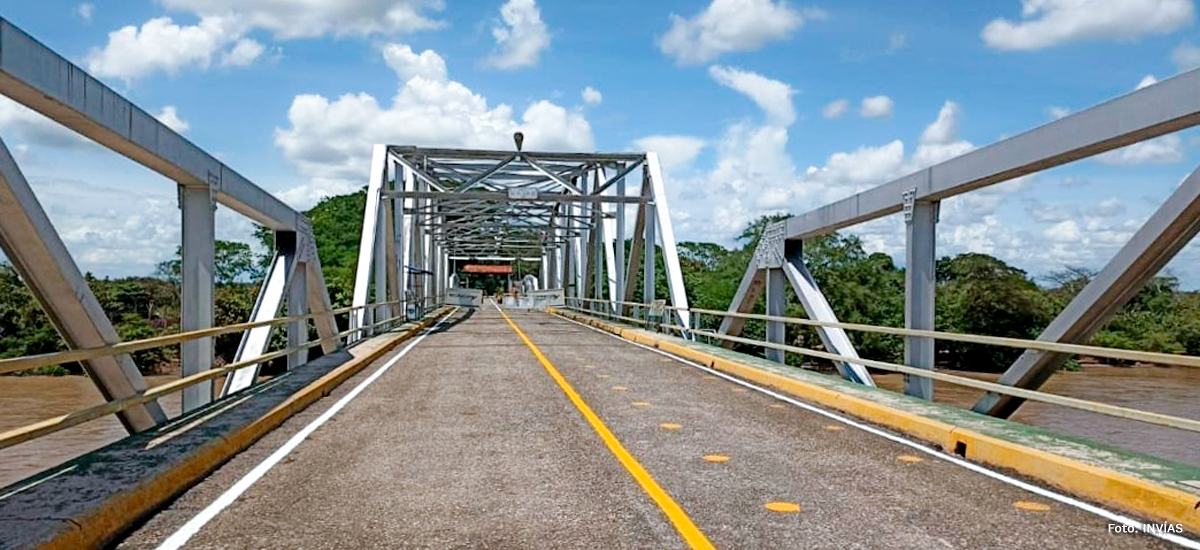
384,146,645,258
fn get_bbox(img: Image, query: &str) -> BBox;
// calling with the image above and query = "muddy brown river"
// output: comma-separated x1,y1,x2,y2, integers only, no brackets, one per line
1,366,1197,488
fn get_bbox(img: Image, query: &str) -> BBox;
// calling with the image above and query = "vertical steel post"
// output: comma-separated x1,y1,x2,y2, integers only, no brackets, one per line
180,183,215,413
644,199,656,304
373,200,387,330
765,268,787,363
287,256,308,371
645,152,691,328
905,197,937,400
352,145,387,339
615,165,626,309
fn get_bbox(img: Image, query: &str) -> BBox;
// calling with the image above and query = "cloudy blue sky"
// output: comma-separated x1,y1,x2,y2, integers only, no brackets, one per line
2,0,1200,286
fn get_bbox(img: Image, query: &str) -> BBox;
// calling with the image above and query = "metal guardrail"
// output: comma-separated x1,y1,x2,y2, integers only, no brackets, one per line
561,298,1200,434
0,296,446,452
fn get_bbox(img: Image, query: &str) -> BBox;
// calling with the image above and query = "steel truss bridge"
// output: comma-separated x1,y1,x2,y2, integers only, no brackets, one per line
0,16,1199,550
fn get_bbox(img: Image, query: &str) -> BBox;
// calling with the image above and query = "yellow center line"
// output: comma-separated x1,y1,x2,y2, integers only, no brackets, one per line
495,305,717,550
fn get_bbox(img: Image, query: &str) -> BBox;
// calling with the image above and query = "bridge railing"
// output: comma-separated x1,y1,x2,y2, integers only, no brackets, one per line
560,297,1200,435
0,296,445,453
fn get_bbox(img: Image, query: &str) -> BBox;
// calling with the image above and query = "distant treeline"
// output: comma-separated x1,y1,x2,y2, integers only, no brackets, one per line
3,191,1197,375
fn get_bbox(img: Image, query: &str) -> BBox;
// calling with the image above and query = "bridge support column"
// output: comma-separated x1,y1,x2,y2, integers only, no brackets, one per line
180,182,216,412
904,197,938,400
765,268,787,363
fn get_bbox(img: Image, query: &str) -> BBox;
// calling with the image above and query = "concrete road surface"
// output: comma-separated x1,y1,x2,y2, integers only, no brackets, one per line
118,304,1180,549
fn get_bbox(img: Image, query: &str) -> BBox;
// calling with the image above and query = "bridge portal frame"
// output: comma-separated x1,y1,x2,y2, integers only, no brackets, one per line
352,145,692,328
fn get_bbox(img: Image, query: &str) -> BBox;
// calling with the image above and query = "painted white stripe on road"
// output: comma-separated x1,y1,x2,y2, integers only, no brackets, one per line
154,309,458,550
554,313,1200,549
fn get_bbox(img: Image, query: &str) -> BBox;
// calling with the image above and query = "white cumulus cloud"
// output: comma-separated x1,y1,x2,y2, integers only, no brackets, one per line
581,86,603,105
76,3,95,21
87,0,445,81
154,106,190,133
708,65,796,126
860,95,894,119
158,0,444,39
1172,41,1200,70
982,0,1195,51
273,44,592,209
484,0,551,70
822,99,849,119
634,135,706,170
220,38,266,67
658,0,823,65
85,16,250,81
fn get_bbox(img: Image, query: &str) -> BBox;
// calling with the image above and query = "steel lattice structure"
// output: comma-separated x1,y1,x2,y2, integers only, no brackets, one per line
349,143,693,333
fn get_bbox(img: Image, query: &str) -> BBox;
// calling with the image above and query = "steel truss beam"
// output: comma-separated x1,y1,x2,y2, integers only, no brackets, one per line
975,162,1200,417
786,69,1200,240
365,145,690,321
0,134,167,431
0,17,342,425
718,221,875,386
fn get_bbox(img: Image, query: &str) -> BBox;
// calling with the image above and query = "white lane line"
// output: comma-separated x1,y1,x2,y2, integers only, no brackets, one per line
0,465,77,502
154,309,459,550
553,313,1200,549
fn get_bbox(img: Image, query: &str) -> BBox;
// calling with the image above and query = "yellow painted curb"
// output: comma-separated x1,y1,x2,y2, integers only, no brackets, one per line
41,308,454,550
553,309,1200,534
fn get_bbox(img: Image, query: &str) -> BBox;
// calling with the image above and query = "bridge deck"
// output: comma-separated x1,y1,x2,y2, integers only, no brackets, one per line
117,305,1172,549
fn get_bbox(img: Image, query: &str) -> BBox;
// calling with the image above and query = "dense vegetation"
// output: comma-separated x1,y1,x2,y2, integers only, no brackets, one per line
672,215,1200,371
3,189,1198,376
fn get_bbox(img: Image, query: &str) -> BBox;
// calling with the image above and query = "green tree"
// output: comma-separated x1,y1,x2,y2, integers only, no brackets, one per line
936,253,1052,370
155,240,265,285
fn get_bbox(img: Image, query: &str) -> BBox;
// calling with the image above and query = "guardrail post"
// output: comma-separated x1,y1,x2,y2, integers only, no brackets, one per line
180,183,216,412
904,195,937,400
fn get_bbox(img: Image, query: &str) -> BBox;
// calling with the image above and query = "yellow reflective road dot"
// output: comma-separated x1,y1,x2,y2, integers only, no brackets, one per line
770,403,786,409
612,386,628,391
702,375,718,381
823,425,845,432
661,423,683,430
661,358,674,363
764,502,801,513
732,388,747,393
702,454,730,463
1014,501,1051,512
896,455,923,464
632,402,652,408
